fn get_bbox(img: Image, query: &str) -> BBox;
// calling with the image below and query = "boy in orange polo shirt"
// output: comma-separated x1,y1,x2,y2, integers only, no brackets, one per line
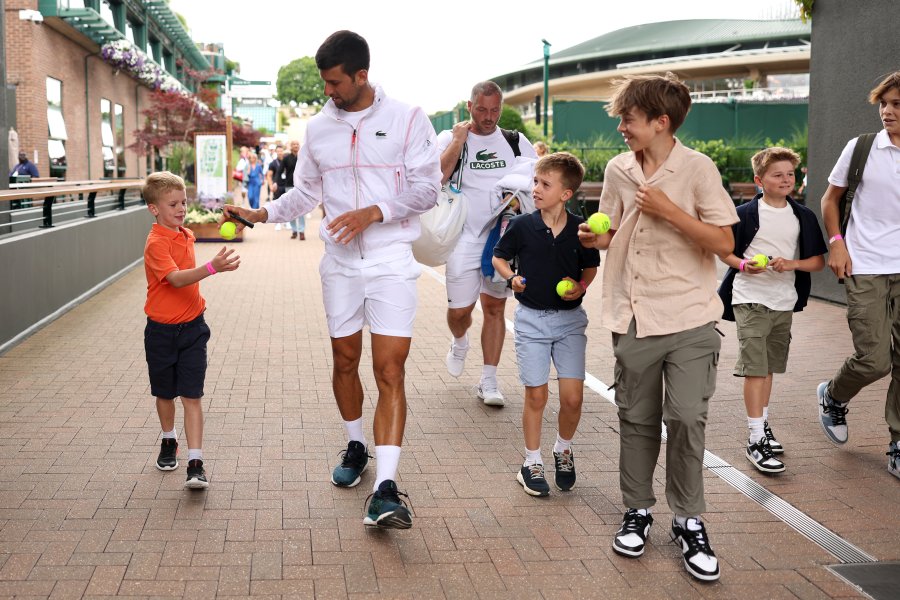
143,172,240,489
578,73,738,581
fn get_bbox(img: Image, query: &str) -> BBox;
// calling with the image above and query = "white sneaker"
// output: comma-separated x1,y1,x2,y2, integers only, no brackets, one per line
475,382,505,407
274,223,283,231
446,342,468,378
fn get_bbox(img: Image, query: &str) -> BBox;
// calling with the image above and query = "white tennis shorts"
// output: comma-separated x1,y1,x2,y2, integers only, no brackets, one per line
319,250,421,338
445,238,510,309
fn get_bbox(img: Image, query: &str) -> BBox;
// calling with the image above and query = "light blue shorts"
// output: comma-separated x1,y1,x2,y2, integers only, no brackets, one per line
514,305,588,387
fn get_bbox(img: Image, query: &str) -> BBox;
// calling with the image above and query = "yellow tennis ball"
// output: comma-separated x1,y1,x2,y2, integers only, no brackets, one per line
556,279,575,297
588,212,611,234
219,221,237,240
752,253,768,268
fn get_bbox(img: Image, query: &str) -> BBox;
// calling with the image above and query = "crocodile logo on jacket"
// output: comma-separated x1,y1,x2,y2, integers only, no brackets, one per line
375,130,387,138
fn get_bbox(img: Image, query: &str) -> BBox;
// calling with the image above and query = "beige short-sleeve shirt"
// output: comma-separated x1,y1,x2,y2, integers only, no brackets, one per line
600,139,738,338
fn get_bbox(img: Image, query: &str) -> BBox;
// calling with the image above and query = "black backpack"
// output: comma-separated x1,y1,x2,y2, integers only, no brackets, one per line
838,133,877,236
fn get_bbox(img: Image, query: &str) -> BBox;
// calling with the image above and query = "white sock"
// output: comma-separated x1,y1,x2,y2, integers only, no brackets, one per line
675,514,701,529
748,416,765,444
553,433,572,454
452,334,468,349
162,428,177,440
763,406,769,421
373,445,401,491
343,417,367,447
481,364,498,385
524,447,542,466
188,449,202,461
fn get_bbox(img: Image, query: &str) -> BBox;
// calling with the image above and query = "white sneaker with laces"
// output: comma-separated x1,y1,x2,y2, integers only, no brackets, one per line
446,341,468,378
476,381,505,407
888,441,900,480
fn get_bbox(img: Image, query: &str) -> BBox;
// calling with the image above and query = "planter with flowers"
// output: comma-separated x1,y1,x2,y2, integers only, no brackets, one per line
184,194,243,242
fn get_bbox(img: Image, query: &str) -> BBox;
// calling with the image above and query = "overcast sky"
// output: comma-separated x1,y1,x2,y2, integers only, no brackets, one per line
169,0,799,113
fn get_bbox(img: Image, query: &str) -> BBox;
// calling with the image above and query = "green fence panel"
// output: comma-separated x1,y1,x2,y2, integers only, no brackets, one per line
554,100,808,143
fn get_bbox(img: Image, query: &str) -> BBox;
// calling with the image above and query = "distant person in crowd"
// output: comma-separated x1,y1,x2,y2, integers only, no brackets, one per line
533,141,549,157
717,147,826,475
437,81,539,407
797,165,808,197
245,152,264,210
276,140,305,239
9,151,39,179
234,146,249,204
266,145,284,204
817,70,900,481
224,30,440,529
142,171,240,490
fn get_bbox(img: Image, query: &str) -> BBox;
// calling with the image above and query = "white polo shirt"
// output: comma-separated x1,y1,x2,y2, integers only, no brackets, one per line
828,129,900,274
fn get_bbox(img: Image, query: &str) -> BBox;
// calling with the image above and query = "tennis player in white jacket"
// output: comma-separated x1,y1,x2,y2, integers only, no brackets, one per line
225,30,440,529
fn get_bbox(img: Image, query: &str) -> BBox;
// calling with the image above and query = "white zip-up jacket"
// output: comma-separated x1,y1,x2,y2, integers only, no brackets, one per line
265,85,441,264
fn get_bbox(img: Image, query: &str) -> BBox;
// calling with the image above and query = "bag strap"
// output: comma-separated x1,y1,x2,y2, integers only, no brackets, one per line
839,132,877,236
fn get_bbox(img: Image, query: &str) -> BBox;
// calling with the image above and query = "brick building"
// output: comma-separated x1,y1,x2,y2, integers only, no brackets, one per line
4,0,211,180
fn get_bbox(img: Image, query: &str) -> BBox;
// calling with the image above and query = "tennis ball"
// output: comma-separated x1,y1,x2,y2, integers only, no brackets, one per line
587,212,611,235
556,279,575,297
752,253,769,268
219,221,237,240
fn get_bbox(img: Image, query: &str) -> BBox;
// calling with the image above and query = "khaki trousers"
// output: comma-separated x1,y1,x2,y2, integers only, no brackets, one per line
830,274,900,442
612,319,720,516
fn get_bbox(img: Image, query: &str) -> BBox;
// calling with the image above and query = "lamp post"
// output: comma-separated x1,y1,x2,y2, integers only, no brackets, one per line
541,39,551,138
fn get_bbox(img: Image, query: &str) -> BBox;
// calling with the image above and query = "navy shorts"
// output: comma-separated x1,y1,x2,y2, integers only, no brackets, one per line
144,313,210,399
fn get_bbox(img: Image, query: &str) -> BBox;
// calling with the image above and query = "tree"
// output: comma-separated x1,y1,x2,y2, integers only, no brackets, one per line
130,73,260,158
276,57,325,107
498,105,526,133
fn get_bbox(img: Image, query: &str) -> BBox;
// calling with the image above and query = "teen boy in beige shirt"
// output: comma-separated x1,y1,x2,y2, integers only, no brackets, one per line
579,73,738,582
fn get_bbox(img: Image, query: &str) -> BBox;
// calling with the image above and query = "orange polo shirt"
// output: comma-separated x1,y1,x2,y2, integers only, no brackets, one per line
599,139,738,338
144,224,206,324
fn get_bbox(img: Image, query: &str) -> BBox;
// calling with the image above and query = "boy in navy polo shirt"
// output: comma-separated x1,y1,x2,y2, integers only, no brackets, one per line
492,152,600,496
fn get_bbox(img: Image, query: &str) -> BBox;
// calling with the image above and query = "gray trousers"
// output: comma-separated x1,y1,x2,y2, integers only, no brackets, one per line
830,274,900,443
611,319,720,516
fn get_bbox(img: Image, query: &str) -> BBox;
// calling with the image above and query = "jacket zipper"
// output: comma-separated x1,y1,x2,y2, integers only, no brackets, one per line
351,127,363,259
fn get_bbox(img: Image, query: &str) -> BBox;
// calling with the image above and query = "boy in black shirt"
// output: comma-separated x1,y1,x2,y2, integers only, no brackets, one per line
493,152,600,496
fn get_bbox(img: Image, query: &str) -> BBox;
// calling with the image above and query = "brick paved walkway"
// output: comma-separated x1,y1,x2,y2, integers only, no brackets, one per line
1,217,898,598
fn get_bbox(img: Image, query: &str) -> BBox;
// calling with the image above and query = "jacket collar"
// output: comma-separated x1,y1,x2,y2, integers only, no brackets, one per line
321,84,384,121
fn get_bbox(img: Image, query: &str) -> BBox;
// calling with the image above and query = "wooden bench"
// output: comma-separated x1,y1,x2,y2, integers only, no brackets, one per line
569,181,603,218
729,182,759,204
0,181,144,227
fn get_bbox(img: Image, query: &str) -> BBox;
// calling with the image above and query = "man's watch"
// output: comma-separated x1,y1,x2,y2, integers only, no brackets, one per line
506,275,515,289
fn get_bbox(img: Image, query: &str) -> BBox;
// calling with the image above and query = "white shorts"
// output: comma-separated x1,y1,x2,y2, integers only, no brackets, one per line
445,238,510,309
319,251,421,338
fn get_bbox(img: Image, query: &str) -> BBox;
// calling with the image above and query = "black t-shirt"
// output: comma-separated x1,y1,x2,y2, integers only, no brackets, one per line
277,153,298,190
493,210,601,311
267,158,281,184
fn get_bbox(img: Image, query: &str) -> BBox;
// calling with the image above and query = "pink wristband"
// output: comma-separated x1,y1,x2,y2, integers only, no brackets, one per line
739,259,748,272
829,234,844,245
205,261,216,275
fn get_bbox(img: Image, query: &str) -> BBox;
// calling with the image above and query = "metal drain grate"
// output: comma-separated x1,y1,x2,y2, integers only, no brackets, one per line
829,562,900,600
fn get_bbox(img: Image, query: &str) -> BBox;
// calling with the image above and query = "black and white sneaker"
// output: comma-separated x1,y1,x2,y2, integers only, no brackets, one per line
763,421,783,454
156,438,178,471
612,509,653,557
184,459,209,490
552,449,576,491
888,441,900,480
817,381,849,444
671,517,720,582
517,464,550,497
746,438,785,473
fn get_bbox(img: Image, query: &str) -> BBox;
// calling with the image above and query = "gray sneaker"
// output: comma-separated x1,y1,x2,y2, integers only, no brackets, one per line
817,381,848,444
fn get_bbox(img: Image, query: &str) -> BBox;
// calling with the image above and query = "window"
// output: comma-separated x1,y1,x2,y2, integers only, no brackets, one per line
114,104,126,177
100,98,115,178
125,21,134,44
46,78,67,179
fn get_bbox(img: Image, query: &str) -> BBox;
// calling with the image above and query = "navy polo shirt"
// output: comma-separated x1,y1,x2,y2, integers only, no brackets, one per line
494,209,601,311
